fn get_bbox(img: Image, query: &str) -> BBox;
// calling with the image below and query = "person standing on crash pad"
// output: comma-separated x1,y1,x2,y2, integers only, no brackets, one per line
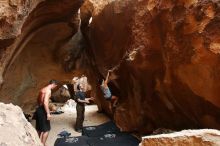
75,84,94,132
35,80,58,146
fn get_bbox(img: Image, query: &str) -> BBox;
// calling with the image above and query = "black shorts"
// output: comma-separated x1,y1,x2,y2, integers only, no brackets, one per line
35,106,51,132
105,96,112,101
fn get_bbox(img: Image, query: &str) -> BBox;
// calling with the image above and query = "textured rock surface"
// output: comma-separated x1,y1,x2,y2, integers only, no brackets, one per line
85,0,220,133
140,129,220,146
0,102,42,146
0,0,83,74
0,0,43,40
0,0,44,84
1,0,220,135
0,22,75,111
0,0,84,111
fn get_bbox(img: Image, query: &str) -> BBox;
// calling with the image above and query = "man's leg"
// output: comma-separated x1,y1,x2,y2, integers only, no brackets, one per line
77,105,85,131
111,96,118,107
42,131,49,146
109,102,113,113
37,131,41,137
75,104,80,130
39,132,43,143
81,105,85,129
75,104,84,131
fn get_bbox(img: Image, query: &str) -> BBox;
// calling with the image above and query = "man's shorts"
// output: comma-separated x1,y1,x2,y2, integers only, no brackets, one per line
105,96,112,101
35,106,51,132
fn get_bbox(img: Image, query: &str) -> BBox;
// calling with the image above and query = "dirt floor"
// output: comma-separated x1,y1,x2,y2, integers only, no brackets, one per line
32,104,109,146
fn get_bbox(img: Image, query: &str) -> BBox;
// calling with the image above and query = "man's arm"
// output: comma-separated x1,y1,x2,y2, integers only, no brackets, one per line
77,97,95,103
76,92,94,104
77,98,90,104
104,70,111,86
43,92,51,120
88,97,95,101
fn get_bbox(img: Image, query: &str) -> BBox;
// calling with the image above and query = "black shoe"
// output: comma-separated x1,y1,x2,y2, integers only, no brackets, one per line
97,110,103,113
75,129,82,133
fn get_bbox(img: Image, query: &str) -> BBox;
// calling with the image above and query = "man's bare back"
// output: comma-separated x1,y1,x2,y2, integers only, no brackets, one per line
38,87,51,106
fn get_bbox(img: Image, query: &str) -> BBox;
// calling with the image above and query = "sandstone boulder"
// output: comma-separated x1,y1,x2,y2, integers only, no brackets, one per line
84,0,220,133
0,102,42,146
140,129,220,146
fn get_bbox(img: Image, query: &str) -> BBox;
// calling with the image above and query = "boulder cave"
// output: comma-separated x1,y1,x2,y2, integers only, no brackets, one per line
0,0,220,138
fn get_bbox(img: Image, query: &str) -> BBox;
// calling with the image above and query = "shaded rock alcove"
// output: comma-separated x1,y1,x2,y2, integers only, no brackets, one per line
0,22,76,111
0,0,85,111
0,0,220,136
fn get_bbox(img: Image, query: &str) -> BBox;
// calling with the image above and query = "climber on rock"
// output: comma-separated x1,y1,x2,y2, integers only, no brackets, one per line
99,70,118,111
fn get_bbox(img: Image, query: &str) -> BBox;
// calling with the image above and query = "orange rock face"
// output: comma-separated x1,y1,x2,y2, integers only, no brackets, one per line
0,0,84,111
86,0,220,133
0,0,220,134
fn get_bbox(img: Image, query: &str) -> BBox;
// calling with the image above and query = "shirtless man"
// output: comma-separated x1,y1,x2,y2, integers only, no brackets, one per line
35,80,58,146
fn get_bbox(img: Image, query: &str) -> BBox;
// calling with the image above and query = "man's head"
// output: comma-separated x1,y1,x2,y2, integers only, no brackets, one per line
71,77,79,84
77,84,83,90
49,80,59,89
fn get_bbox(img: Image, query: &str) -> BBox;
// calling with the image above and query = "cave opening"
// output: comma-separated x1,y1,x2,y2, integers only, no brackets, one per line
1,0,220,146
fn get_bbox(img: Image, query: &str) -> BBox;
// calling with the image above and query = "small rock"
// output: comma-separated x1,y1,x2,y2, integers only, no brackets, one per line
140,129,220,146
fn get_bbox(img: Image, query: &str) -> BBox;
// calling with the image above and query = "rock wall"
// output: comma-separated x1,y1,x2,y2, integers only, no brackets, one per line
0,0,84,75
0,23,76,111
140,129,220,146
84,0,220,133
1,0,220,135
0,103,42,146
0,0,44,84
0,0,84,111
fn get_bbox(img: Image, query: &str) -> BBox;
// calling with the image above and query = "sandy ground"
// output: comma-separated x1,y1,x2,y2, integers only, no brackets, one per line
32,105,109,146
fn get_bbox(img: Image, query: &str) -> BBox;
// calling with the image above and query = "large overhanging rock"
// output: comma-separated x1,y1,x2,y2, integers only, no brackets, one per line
0,0,45,84
0,103,42,146
0,0,43,41
0,0,84,111
140,129,220,146
0,0,84,73
0,0,84,84
1,0,220,135
84,0,220,133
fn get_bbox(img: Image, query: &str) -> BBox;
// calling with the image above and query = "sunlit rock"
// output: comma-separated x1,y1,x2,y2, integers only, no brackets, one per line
0,103,42,146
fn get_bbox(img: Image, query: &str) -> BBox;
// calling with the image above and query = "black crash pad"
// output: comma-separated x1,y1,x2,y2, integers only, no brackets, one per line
54,121,140,146
54,136,90,146
82,121,120,137
87,133,140,146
